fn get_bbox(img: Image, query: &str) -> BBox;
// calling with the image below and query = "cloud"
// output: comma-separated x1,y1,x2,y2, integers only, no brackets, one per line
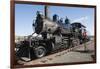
71,16,88,23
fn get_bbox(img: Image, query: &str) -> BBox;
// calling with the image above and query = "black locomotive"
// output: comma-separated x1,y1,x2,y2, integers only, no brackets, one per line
15,11,90,61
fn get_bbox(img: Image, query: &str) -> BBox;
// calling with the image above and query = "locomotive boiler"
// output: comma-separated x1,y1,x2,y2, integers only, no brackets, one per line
33,11,72,39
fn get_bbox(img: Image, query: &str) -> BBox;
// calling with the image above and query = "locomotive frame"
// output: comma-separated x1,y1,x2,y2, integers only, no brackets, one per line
10,0,96,68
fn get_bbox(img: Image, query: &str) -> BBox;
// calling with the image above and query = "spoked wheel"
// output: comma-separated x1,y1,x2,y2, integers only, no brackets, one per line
34,46,47,58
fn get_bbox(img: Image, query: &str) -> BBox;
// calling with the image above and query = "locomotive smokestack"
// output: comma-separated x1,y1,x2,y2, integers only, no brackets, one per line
44,5,48,18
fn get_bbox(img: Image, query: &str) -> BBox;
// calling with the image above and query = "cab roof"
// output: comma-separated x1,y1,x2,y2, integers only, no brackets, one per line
71,22,86,28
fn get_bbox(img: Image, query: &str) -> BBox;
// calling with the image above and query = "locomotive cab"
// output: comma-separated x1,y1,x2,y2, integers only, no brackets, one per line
71,22,89,43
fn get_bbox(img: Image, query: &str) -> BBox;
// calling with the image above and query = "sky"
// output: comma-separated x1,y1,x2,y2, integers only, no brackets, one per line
15,4,94,36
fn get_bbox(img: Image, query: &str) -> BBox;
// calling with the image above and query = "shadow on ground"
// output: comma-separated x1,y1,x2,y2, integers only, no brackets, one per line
72,50,94,53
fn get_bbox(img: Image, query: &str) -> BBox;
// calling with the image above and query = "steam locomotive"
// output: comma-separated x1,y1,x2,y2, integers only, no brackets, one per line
15,11,89,61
